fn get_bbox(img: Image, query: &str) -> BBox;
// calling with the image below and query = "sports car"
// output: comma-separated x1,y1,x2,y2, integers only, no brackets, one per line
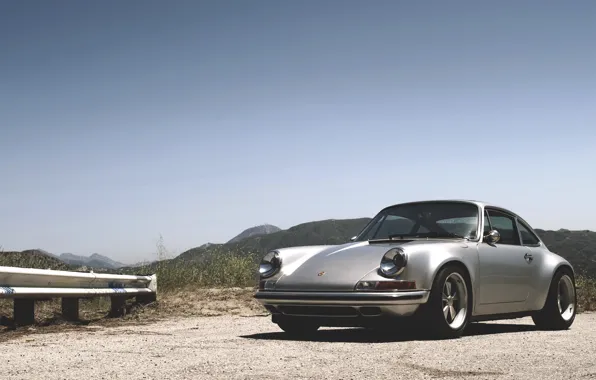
254,200,577,339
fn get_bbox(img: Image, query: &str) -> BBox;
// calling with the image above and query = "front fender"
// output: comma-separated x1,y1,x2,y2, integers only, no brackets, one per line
259,245,335,282
356,242,479,303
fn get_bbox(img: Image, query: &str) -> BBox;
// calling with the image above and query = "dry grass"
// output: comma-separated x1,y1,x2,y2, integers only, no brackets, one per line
123,236,261,290
157,287,265,317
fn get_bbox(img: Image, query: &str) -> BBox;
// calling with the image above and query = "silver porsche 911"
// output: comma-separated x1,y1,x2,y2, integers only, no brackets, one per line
254,200,577,339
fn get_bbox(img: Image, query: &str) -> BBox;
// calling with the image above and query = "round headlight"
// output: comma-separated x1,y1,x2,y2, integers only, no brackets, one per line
379,248,407,277
259,250,282,278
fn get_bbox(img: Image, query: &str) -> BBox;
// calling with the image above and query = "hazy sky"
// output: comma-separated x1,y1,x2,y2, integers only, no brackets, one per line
1,0,595,263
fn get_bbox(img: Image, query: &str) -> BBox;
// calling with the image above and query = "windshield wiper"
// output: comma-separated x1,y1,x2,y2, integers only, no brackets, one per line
426,232,468,240
387,234,417,240
369,232,469,243
367,234,418,243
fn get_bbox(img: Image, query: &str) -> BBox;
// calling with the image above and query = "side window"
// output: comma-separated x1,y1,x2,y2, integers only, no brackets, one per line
437,217,478,239
517,220,540,246
486,210,520,245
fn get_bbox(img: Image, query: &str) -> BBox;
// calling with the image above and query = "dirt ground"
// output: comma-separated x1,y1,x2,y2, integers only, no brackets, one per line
1,311,595,380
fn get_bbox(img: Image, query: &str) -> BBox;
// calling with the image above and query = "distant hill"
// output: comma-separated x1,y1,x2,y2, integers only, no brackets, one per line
5,219,596,280
0,249,73,270
152,218,596,279
226,224,282,244
174,218,372,263
60,253,127,269
0,249,128,271
534,229,596,275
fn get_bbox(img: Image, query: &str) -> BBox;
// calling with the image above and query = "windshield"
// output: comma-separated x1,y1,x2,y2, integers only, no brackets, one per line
355,201,480,241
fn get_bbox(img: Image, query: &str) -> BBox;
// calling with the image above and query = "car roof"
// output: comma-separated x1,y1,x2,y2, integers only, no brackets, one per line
382,199,511,212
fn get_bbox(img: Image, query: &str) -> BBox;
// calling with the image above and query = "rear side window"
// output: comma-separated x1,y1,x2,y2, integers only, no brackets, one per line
486,209,520,245
517,220,540,246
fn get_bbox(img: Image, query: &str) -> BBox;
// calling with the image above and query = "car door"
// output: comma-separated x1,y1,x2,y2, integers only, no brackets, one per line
476,208,534,310
515,218,544,303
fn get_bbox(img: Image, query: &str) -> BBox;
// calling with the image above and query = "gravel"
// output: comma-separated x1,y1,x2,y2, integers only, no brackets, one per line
1,313,595,379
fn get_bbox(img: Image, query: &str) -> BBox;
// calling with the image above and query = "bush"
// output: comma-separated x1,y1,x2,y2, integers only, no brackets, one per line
128,236,261,292
149,253,259,291
577,274,596,312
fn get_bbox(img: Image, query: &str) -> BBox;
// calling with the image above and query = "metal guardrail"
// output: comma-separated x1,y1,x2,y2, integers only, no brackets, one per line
0,265,157,325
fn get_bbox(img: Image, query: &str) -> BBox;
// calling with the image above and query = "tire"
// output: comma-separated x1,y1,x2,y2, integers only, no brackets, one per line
276,318,320,336
418,264,472,339
532,268,577,330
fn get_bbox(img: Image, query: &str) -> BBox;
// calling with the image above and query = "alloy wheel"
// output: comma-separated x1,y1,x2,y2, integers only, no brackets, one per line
442,272,468,330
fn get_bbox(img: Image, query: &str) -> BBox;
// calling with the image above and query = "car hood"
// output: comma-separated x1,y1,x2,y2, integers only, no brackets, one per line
273,239,459,291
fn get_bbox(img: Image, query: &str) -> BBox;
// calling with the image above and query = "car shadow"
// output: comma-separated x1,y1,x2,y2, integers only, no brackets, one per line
239,322,538,343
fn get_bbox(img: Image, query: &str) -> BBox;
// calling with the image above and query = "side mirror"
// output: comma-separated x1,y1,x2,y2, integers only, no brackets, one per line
484,229,500,244
350,236,357,242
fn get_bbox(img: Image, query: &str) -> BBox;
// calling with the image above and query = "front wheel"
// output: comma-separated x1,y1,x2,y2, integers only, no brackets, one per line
532,268,577,330
276,318,320,336
418,265,472,339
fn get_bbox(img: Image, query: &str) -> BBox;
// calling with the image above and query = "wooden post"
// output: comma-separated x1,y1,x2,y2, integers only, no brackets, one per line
61,298,79,321
14,299,35,326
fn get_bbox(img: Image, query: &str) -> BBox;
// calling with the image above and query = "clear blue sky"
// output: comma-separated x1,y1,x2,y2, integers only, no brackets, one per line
1,0,595,263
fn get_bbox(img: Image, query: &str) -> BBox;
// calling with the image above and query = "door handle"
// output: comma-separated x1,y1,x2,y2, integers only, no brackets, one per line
524,253,533,262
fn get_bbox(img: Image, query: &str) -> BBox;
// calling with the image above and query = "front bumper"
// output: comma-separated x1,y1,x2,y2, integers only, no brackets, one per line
255,290,429,304
254,290,430,322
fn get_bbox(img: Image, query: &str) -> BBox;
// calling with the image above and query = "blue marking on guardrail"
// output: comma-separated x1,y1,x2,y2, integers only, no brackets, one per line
0,286,15,294
108,281,127,293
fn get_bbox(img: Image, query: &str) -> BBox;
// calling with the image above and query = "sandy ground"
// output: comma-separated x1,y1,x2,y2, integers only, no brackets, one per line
1,313,595,380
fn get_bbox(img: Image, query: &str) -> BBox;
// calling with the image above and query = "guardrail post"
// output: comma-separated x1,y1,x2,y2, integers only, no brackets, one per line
136,293,157,305
61,297,79,321
109,295,127,317
14,298,35,326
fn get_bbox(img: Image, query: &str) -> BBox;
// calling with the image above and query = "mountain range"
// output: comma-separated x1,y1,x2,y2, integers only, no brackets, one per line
58,253,127,269
0,223,288,270
226,224,282,244
172,218,371,265
157,220,596,278
2,218,596,277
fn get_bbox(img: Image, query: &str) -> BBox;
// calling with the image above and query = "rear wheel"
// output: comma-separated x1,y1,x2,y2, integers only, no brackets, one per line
419,264,472,339
532,268,577,330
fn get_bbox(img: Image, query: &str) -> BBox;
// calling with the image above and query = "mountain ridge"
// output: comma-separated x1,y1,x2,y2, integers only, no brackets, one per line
59,252,127,269
169,219,596,278
226,224,282,244
3,219,596,277
174,217,372,263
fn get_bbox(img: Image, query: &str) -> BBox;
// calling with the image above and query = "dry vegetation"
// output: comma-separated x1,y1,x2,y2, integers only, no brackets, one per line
0,239,266,337
576,274,596,312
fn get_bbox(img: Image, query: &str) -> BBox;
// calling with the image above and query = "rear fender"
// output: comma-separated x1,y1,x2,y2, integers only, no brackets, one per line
531,251,575,311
